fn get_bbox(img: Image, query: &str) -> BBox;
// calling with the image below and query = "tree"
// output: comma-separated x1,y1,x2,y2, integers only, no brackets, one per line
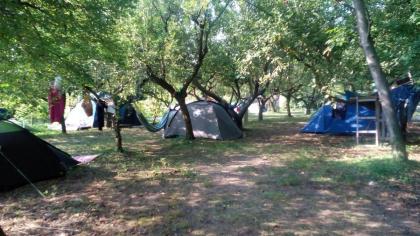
256,94,271,121
87,59,139,152
1,0,137,152
0,0,134,131
131,0,232,140
353,0,407,160
269,61,305,117
193,1,274,128
292,85,323,115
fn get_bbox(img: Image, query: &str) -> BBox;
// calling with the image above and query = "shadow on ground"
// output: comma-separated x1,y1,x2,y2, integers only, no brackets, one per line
0,115,419,235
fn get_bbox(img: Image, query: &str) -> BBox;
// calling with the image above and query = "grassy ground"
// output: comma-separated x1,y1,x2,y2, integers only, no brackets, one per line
1,112,419,235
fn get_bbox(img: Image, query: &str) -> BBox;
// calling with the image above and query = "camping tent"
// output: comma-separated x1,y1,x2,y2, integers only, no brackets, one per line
0,120,79,191
119,103,142,127
301,104,376,134
65,100,142,130
390,84,420,123
65,100,97,130
164,101,243,140
302,84,420,134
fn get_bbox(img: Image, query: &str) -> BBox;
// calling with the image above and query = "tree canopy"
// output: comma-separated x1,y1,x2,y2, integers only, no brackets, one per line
1,0,417,157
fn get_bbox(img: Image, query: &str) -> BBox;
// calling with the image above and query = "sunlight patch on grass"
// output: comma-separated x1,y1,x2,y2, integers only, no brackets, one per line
262,191,286,201
277,173,305,186
281,155,419,185
135,216,162,227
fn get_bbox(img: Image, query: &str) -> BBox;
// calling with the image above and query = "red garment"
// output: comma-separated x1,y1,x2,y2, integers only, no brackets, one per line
48,87,66,123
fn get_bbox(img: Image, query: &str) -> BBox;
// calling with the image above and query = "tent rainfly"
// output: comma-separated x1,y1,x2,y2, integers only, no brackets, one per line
0,120,79,191
301,84,420,134
301,103,375,134
65,100,97,130
164,101,243,140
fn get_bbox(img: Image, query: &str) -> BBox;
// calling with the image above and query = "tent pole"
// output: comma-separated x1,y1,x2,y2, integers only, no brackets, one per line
356,96,360,145
0,146,46,198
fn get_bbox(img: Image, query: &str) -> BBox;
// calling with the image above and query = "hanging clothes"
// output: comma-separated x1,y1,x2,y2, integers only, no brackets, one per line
105,99,115,128
48,87,66,123
81,95,93,117
93,100,105,130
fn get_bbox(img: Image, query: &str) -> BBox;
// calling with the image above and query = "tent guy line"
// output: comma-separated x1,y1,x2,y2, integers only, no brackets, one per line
0,146,46,198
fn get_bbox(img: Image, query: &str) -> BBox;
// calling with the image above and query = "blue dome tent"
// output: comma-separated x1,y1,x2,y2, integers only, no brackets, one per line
301,104,376,134
302,84,420,135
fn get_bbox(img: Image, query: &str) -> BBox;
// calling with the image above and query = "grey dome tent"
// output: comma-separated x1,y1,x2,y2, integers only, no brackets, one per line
164,101,243,140
0,120,79,191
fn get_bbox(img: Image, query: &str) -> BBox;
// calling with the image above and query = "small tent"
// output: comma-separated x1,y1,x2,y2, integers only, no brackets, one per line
0,120,79,191
119,103,142,127
65,100,97,130
164,101,242,140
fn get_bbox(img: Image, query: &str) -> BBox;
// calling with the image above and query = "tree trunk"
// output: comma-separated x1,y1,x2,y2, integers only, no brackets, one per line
258,99,266,121
60,93,67,134
353,0,407,160
243,109,249,126
60,115,67,134
112,115,123,153
176,95,195,140
194,80,255,129
303,102,313,115
111,102,123,153
286,96,292,117
270,96,280,113
258,105,264,121
305,106,311,115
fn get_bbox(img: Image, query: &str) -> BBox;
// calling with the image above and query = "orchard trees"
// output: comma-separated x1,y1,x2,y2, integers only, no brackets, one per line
130,0,232,140
0,0,416,157
0,0,134,120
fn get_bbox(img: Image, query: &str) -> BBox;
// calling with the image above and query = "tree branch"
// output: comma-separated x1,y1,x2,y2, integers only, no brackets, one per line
146,65,177,96
208,0,233,30
17,0,49,15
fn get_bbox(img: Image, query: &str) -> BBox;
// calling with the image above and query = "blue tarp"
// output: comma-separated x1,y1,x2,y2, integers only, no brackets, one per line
390,84,420,122
301,84,420,135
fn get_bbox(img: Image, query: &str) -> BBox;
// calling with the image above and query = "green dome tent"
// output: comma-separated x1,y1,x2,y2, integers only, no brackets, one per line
0,120,79,192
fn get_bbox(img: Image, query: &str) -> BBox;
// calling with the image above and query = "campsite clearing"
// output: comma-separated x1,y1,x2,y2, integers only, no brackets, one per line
0,113,419,235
